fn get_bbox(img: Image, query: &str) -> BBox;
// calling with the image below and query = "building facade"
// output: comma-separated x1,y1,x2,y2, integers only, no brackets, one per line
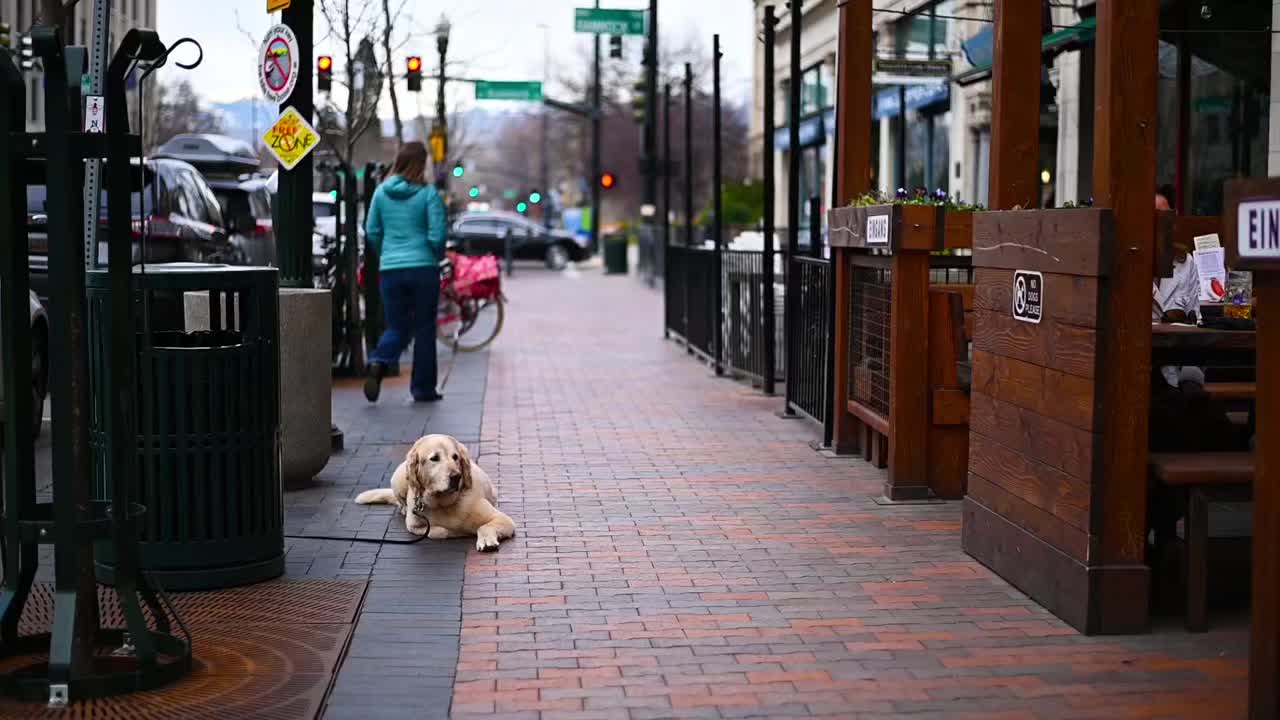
0,0,157,131
753,0,1280,225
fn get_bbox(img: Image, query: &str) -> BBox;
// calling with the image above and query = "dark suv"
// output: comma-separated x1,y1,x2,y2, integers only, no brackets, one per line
27,158,239,328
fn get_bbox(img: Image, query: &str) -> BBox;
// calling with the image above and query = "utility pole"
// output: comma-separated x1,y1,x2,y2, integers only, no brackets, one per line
280,0,315,288
590,0,602,256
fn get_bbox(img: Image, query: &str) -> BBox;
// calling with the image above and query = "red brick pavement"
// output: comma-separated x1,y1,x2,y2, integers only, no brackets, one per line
451,270,1248,719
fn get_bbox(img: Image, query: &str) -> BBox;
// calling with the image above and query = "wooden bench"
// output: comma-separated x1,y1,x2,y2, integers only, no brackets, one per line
926,287,972,498
1149,452,1255,632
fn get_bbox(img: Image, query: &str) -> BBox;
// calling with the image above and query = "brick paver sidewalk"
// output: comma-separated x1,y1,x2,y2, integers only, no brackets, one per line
450,270,1248,720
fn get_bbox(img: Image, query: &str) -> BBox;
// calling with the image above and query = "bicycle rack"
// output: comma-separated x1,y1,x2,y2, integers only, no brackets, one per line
0,26,192,705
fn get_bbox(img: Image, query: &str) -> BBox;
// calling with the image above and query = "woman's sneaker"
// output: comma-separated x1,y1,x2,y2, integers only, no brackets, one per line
364,363,386,403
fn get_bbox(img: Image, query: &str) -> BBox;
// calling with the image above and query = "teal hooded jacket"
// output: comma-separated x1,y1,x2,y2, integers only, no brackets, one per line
364,176,448,271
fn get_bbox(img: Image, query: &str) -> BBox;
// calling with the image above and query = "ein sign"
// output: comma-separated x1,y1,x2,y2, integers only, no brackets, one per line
1012,270,1043,324
1238,199,1280,264
865,214,890,246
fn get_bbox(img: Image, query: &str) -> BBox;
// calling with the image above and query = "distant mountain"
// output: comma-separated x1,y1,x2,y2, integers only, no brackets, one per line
211,99,521,147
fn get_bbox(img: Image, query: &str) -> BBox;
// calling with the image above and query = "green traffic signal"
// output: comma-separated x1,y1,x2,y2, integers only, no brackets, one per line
529,191,542,204
452,163,465,178
329,190,338,200
468,186,480,198
516,202,528,213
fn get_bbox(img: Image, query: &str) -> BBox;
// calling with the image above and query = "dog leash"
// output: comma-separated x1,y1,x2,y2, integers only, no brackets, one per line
285,503,433,545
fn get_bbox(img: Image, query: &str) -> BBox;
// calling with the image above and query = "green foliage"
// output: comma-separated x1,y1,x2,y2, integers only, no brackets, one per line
697,180,765,227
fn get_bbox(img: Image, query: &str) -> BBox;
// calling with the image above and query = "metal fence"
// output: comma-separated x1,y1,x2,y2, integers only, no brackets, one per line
668,245,719,361
721,250,777,383
785,256,831,424
847,262,892,419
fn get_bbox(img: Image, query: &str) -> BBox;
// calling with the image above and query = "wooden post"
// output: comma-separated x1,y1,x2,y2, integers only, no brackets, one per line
886,249,931,500
1253,273,1279,718
1089,0,1159,632
1223,178,1280,719
988,0,1041,210
829,0,872,455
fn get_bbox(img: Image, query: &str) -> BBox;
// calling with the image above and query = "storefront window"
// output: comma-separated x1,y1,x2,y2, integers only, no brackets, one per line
893,0,954,60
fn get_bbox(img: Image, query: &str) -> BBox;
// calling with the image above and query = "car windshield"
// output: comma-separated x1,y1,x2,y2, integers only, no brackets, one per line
27,184,154,218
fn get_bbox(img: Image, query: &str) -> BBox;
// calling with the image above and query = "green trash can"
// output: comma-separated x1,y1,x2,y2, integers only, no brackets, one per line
604,234,628,275
88,264,284,590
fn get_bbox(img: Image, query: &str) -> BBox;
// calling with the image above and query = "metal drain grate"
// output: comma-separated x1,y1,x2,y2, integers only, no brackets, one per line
0,580,365,719
15,580,365,634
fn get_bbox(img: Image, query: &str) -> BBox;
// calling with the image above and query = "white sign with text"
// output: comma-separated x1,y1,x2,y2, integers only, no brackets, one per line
865,214,890,246
1238,199,1280,262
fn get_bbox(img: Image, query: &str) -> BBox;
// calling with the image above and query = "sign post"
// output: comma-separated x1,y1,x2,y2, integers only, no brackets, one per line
1224,177,1280,719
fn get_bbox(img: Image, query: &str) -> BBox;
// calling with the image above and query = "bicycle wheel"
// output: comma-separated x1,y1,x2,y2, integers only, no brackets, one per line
438,297,504,352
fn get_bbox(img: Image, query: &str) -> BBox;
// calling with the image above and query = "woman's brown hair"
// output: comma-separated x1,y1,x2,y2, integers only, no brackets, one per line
390,141,428,186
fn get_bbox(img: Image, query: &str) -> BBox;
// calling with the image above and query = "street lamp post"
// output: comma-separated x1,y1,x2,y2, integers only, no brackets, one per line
435,15,451,206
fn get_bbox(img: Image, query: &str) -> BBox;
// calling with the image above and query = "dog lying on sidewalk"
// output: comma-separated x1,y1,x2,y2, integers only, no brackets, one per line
354,434,516,551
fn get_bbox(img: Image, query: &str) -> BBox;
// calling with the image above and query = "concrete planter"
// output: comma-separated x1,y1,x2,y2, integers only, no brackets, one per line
186,287,332,488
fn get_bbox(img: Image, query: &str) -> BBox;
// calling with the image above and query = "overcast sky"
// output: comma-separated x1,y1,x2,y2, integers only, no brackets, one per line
156,1,755,113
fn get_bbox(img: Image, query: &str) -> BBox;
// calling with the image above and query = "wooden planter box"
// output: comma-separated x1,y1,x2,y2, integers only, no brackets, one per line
828,204,974,252
962,207,1152,635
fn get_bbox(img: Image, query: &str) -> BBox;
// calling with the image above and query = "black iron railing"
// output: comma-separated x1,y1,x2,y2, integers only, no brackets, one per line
785,256,831,424
673,245,718,361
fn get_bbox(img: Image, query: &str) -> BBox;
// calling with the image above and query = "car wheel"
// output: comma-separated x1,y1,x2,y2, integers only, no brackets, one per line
31,324,47,440
545,244,570,270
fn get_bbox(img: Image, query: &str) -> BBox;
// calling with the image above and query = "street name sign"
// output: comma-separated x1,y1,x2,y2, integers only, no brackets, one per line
267,0,291,11
574,8,646,35
258,24,299,104
475,81,543,102
262,106,319,171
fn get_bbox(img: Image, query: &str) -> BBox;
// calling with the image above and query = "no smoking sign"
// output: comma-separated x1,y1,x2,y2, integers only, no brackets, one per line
258,24,300,104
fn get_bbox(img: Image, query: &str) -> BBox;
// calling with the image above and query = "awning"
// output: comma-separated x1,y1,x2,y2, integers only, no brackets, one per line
955,17,1097,87
774,108,835,152
872,83,950,120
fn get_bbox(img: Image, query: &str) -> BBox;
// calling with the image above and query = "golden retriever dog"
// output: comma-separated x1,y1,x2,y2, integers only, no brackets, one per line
354,434,516,551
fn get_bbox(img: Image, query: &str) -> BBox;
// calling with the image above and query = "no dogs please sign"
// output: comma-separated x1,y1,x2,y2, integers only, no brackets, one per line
1013,270,1043,324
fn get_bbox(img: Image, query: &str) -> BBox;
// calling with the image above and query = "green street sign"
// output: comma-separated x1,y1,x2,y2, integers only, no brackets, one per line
574,8,646,36
475,80,543,102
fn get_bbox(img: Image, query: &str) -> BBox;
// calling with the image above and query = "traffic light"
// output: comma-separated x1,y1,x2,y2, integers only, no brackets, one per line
600,172,616,190
528,190,542,205
19,33,33,71
317,55,333,93
468,186,480,199
452,162,464,178
0,23,10,48
407,56,423,92
516,201,528,213
631,77,647,124
609,35,622,59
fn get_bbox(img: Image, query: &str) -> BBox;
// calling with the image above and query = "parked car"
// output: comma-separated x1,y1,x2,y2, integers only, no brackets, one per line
0,291,49,440
154,134,275,267
207,175,275,266
27,158,239,330
451,211,591,270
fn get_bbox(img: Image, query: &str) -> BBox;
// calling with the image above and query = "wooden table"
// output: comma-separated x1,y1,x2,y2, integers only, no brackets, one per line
1152,324,1256,367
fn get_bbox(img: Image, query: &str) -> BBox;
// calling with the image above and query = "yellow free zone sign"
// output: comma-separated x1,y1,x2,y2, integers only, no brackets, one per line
262,106,319,171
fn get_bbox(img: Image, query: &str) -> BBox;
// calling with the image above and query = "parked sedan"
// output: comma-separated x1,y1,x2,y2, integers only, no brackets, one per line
451,211,591,270
0,291,49,440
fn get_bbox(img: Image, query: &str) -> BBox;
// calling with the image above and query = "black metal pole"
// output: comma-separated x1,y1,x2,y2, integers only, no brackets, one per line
809,196,822,258
684,62,693,248
642,0,659,253
591,0,602,258
663,82,672,252
712,34,723,377
280,0,314,288
436,23,450,206
762,6,777,397
783,0,802,416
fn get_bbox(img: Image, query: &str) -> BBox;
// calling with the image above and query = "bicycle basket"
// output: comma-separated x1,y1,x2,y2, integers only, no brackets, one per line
449,253,502,300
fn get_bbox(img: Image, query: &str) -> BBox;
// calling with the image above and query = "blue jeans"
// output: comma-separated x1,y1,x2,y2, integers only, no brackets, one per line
369,266,441,399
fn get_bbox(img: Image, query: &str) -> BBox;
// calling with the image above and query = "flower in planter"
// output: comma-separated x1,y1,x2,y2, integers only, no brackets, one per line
895,187,908,200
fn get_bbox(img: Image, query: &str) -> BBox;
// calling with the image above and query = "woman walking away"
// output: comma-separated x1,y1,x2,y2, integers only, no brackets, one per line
364,141,448,403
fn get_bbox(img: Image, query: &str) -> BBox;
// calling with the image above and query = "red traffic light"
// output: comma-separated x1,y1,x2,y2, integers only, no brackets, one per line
407,56,423,73
600,172,616,189
318,55,333,72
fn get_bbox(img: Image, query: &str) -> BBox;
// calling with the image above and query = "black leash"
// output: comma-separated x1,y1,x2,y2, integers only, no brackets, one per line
286,502,432,545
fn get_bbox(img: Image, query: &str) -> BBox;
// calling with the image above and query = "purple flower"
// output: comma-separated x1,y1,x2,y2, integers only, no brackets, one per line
934,188,948,201
895,187,908,200
1086,196,1094,207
